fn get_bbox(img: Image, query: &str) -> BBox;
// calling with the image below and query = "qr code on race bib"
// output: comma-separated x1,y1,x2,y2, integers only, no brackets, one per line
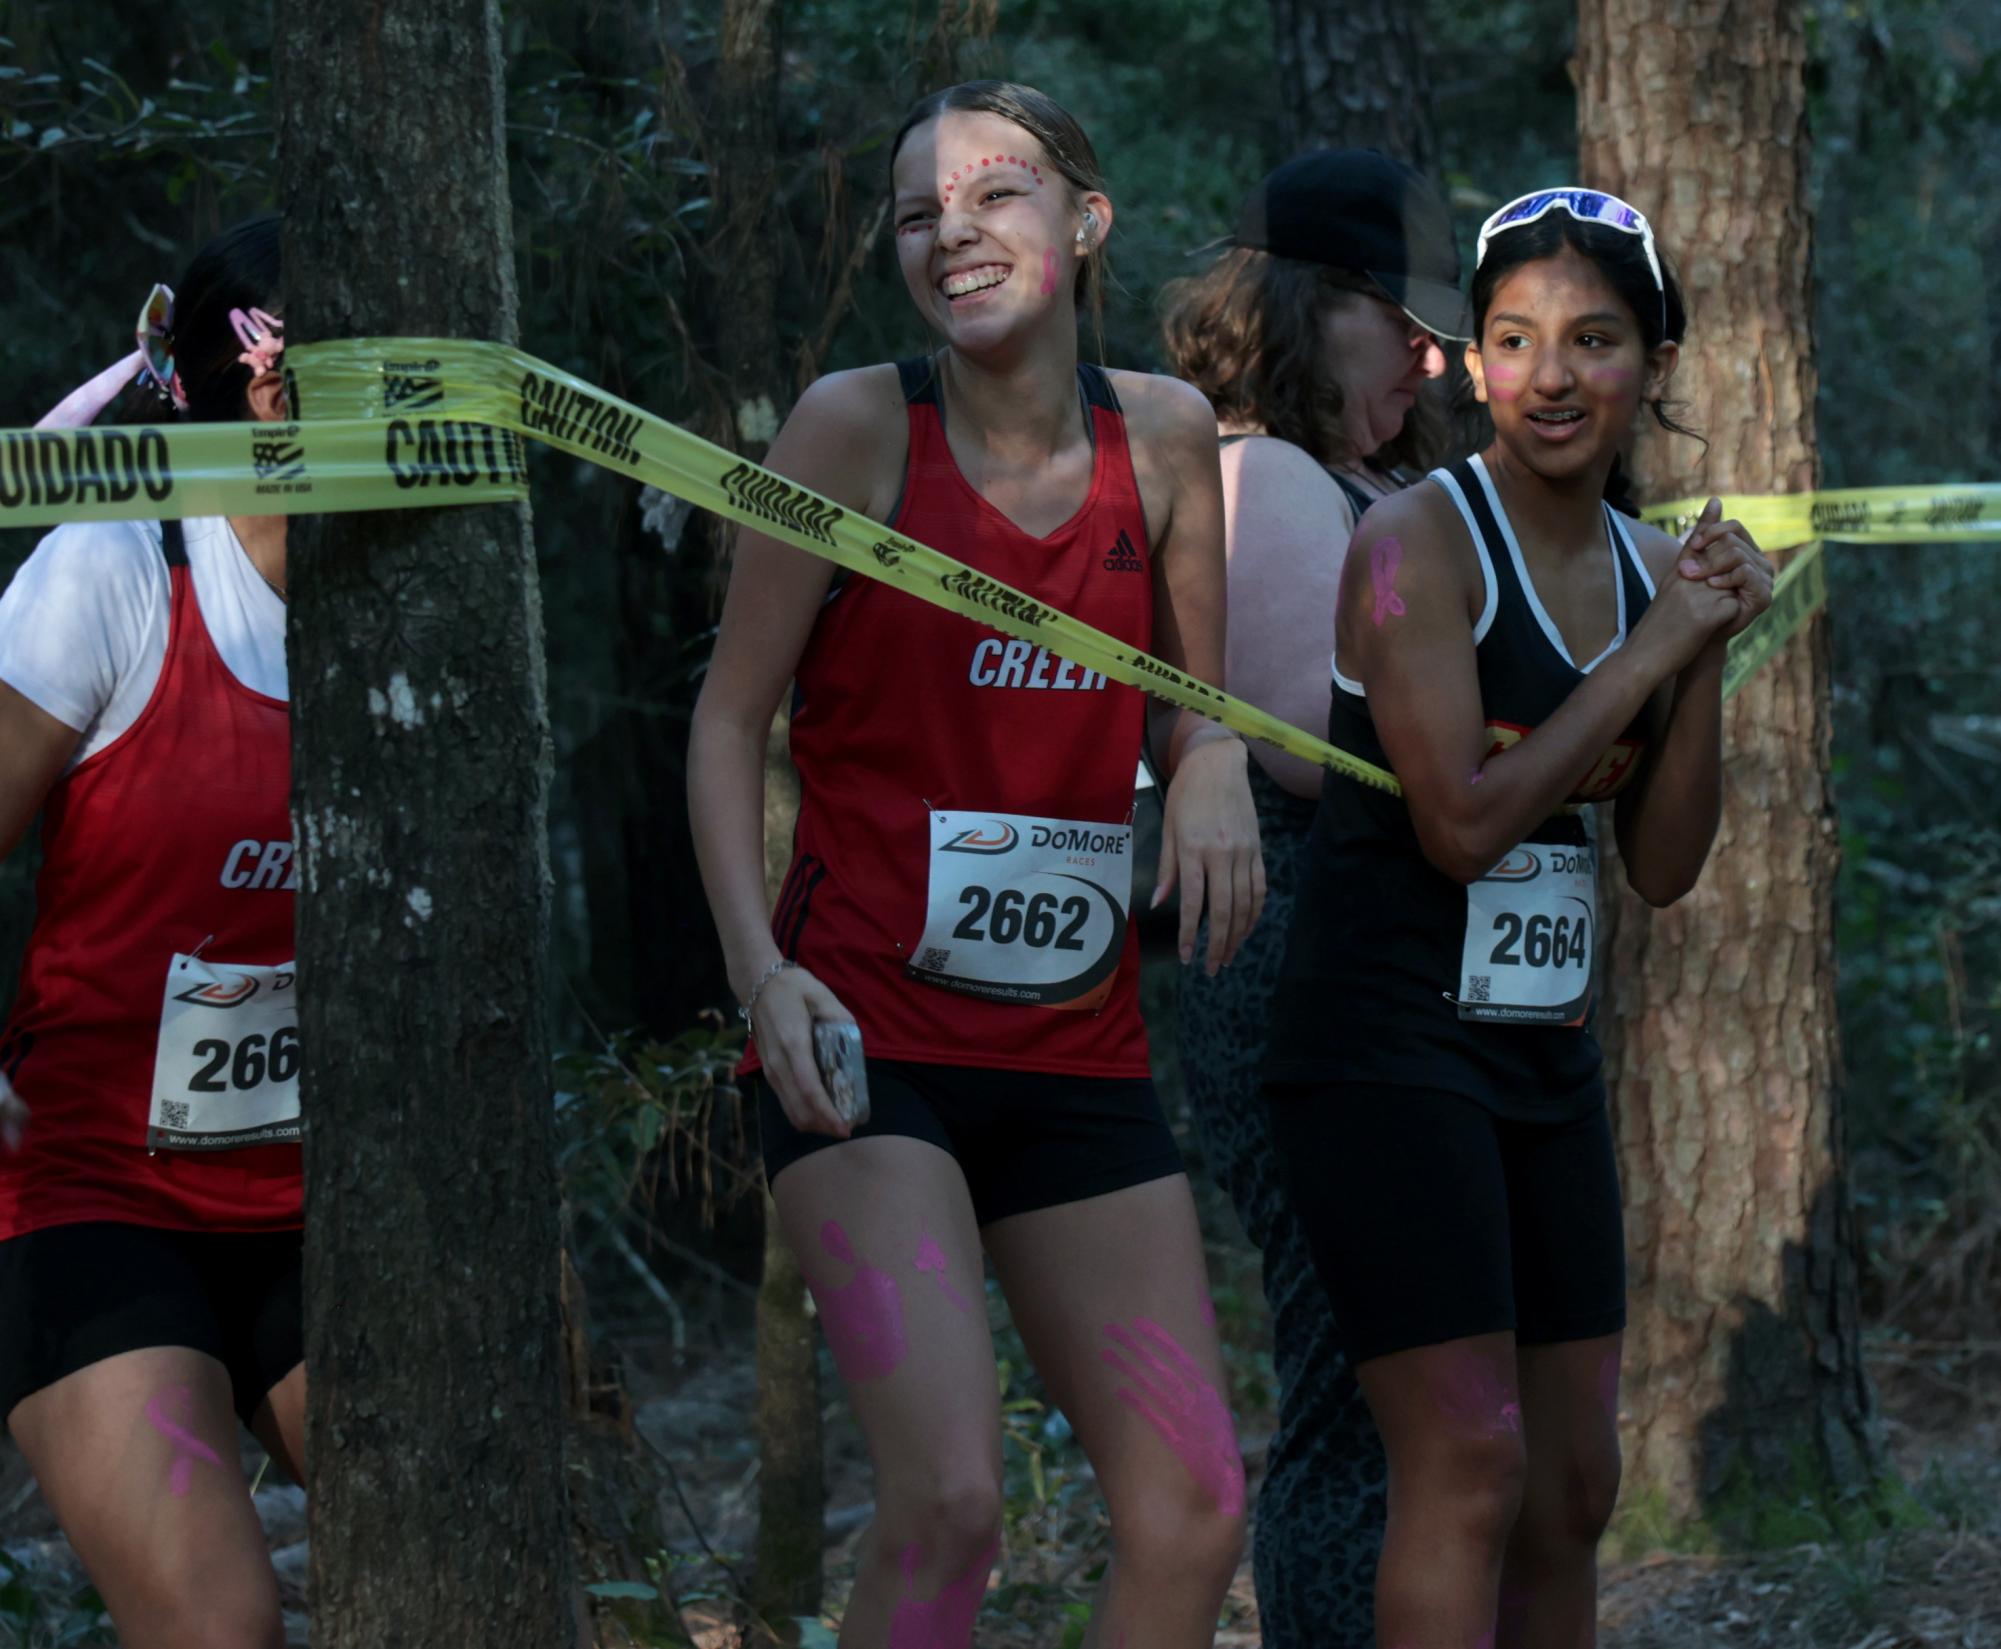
158,1099,191,1129
1466,975,1492,1003
917,947,951,973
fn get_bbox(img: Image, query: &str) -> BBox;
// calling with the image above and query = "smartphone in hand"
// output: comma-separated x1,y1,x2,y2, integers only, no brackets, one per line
812,1020,870,1128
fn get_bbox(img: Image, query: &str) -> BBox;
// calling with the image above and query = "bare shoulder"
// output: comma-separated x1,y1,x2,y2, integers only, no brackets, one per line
1106,368,1216,450
1347,475,1467,565
781,363,912,516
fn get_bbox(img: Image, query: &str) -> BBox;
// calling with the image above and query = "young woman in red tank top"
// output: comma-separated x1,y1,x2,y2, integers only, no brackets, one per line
690,80,1264,1649
0,217,305,1649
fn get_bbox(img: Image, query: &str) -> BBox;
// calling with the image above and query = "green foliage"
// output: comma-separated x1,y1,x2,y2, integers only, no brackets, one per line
0,1550,108,1648
554,1012,753,1238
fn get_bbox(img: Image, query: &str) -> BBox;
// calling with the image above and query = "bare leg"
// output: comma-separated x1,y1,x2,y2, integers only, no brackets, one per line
1496,1335,1622,1649
770,1137,1003,1649
1356,1332,1526,1648
984,1175,1245,1649
8,1346,284,1649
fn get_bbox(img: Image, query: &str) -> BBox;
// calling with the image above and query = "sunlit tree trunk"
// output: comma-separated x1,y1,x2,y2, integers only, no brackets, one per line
1577,0,1880,1528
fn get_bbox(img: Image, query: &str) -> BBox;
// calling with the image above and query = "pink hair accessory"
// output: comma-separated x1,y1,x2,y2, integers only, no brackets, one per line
229,307,285,377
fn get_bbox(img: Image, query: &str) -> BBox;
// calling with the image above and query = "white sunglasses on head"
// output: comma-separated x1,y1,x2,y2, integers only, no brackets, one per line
1475,188,1665,328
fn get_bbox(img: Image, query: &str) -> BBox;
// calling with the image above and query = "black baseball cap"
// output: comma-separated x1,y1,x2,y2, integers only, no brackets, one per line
1233,149,1472,341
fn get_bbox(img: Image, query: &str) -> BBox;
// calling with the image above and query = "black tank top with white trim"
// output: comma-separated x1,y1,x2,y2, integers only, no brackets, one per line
1264,454,1656,1119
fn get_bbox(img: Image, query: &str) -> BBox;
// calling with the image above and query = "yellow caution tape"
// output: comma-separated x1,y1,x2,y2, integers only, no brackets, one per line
10,338,1987,794
1646,486,2001,550
290,338,1411,791
0,410,528,528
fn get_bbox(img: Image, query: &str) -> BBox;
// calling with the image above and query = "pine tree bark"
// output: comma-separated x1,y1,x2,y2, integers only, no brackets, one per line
275,3,575,1641
1268,0,1437,167
1576,0,1879,1526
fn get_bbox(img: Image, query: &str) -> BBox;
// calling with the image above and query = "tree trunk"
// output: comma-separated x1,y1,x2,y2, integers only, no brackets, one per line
1268,0,1437,167
1576,0,1880,1530
275,3,575,1642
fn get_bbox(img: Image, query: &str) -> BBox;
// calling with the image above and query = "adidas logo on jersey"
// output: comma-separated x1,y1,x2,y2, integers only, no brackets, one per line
1101,529,1145,574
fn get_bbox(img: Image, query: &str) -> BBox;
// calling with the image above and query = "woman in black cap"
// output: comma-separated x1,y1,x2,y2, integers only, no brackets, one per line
1157,149,1467,1647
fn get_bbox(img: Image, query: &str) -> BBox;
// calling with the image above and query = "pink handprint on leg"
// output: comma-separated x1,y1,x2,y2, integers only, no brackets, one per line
812,1221,907,1382
887,1533,998,1649
1100,1317,1245,1515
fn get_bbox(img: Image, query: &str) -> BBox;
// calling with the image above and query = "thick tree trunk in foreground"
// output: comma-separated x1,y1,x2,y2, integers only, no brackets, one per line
1268,0,1437,167
1577,0,1879,1528
276,2,574,1641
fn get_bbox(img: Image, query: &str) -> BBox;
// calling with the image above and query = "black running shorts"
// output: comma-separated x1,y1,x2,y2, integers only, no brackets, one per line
759,1058,1185,1226
1265,1080,1626,1365
0,1221,304,1431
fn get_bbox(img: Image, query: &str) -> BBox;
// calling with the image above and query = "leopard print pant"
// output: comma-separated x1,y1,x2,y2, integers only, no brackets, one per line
1179,764,1384,1647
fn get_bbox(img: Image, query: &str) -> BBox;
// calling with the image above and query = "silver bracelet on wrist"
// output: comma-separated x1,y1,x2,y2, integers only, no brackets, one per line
738,958,798,1025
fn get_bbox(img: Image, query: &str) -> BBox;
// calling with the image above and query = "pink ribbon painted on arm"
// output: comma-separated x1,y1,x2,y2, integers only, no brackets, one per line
144,1385,223,1497
1371,538,1408,627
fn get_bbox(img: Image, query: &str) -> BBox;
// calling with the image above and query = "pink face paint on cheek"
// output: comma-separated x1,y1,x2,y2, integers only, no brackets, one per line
1483,361,1524,404
1586,364,1637,393
913,1226,971,1313
888,1533,998,1649
1100,1317,1245,1515
813,1221,908,1382
1040,247,1060,296
1370,538,1408,627
144,1385,222,1497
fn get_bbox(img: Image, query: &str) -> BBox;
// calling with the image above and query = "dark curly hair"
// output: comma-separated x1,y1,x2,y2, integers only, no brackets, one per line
1159,245,1444,473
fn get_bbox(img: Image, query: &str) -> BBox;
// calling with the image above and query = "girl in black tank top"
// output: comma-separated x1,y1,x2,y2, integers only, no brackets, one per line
1261,192,1776,1647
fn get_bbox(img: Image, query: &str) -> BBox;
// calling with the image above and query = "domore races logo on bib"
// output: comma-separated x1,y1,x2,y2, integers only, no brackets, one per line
1485,848,1540,882
173,972,262,1009
941,821,1020,855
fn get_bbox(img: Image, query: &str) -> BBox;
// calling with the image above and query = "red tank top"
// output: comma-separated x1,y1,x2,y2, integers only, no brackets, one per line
0,521,301,1240
761,359,1154,1078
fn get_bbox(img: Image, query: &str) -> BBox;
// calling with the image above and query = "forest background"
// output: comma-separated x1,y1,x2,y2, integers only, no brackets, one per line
0,0,1998,1643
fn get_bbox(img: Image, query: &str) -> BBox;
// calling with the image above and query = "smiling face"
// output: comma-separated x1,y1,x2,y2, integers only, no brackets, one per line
1467,244,1677,482
1321,289,1447,461
891,111,1105,353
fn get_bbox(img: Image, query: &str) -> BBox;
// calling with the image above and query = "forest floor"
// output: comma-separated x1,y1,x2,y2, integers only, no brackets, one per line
4,1273,1996,1647
4,964,1997,1647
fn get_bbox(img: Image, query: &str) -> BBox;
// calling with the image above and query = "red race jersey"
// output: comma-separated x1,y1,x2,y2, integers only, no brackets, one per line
0,524,300,1240
756,359,1155,1079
